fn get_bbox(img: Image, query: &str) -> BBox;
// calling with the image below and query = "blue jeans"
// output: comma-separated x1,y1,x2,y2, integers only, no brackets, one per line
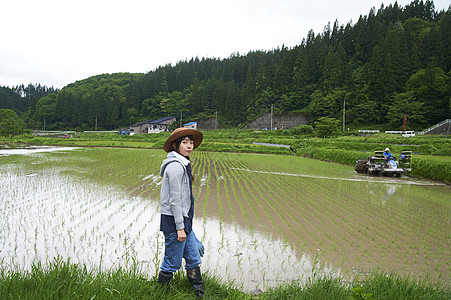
160,231,202,273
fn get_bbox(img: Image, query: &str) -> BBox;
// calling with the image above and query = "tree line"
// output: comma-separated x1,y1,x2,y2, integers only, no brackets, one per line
1,0,450,132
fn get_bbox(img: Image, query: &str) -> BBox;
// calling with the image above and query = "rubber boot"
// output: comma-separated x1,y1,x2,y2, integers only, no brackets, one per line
186,266,208,298
157,271,173,291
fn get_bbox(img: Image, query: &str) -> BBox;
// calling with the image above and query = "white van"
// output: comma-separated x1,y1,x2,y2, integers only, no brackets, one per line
402,131,415,137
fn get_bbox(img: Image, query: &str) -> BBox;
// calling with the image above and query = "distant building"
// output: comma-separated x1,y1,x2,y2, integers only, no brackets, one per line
32,130,75,138
183,122,198,130
130,117,176,134
148,117,176,133
129,120,152,134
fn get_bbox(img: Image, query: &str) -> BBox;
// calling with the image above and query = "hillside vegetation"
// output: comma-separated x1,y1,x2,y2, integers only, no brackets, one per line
0,0,450,132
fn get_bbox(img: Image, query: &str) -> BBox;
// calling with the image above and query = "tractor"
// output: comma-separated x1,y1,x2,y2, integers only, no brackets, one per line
355,150,412,177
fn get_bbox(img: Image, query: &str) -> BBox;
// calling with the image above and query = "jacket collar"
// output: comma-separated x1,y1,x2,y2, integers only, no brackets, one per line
167,151,190,166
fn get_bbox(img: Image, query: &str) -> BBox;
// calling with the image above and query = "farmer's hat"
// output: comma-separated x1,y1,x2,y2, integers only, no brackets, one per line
163,127,203,153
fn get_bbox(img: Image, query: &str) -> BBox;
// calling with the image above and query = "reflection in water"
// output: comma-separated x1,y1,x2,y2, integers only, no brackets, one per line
366,182,402,205
194,219,336,291
0,162,336,292
0,145,80,156
2,149,449,289
212,162,450,284
381,185,401,204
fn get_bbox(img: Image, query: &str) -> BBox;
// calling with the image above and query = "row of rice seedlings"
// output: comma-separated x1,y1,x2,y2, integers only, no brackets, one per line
235,166,308,240
311,180,412,273
192,154,306,284
251,170,353,273
222,158,261,227
228,160,271,230
211,155,224,224
216,152,442,280
256,171,334,239
357,182,447,273
78,148,162,200
85,150,449,283
215,156,237,225
311,180,397,269
4,148,448,287
214,156,250,228
257,174,330,243
228,161,320,245
217,158,266,278
220,153,331,247
209,155,342,282
1,155,158,275
194,151,212,224
218,157,262,225
304,177,447,280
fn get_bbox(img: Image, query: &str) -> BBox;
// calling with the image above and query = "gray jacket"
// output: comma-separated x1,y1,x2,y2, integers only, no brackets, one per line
159,151,192,230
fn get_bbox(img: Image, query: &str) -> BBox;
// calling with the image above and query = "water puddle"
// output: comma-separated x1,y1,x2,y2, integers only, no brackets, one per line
1,148,448,290
196,219,337,290
0,158,334,292
0,145,80,156
231,167,447,186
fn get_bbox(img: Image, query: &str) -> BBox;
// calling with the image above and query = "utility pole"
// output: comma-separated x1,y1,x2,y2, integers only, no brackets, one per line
215,111,218,130
270,104,273,131
95,117,97,131
180,111,183,127
343,98,346,132
403,115,407,133
43,117,46,131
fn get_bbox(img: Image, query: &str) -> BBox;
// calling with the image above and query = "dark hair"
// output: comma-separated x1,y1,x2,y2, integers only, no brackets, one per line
172,135,195,181
172,135,194,153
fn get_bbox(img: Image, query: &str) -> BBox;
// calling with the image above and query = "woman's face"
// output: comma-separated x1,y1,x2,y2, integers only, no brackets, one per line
176,137,194,157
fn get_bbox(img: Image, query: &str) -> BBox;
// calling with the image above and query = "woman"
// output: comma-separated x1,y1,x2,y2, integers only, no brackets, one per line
157,127,206,298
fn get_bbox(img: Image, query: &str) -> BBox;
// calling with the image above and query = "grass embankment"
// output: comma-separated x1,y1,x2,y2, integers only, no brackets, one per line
3,130,450,182
0,258,448,299
293,134,451,182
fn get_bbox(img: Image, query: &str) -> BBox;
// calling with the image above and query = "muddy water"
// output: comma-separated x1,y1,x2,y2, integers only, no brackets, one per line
0,148,449,292
192,152,450,287
0,148,335,291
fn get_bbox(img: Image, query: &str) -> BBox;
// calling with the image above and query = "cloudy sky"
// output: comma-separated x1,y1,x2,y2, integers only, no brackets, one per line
1,0,449,89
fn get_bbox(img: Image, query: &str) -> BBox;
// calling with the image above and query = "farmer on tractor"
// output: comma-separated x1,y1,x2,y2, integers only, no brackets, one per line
384,148,393,162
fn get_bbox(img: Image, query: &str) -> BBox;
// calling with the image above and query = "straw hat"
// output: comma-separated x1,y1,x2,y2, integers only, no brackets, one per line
163,128,203,153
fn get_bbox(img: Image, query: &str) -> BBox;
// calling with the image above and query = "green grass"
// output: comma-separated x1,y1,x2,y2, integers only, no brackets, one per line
0,258,448,299
0,257,249,299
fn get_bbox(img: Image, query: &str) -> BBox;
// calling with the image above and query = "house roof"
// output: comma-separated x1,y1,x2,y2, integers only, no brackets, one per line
130,120,152,127
130,117,175,127
184,122,197,126
149,117,175,124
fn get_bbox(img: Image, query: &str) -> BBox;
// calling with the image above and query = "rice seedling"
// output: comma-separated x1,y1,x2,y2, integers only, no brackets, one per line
0,145,449,293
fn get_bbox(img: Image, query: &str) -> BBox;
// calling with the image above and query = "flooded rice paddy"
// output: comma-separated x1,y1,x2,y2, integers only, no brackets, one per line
0,146,449,291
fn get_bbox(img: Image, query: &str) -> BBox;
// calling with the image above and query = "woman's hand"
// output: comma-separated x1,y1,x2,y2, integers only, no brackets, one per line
177,229,186,242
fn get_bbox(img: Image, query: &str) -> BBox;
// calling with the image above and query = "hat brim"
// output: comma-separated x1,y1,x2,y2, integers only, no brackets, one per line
163,128,203,153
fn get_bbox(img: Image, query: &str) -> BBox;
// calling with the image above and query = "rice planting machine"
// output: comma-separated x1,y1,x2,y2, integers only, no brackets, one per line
355,150,412,177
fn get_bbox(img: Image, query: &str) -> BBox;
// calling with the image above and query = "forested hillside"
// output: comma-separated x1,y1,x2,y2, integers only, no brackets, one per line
0,84,58,116
1,0,450,131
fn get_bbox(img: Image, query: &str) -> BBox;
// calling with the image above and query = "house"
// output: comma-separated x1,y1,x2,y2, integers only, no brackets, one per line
130,117,176,134
183,122,197,130
148,117,176,133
